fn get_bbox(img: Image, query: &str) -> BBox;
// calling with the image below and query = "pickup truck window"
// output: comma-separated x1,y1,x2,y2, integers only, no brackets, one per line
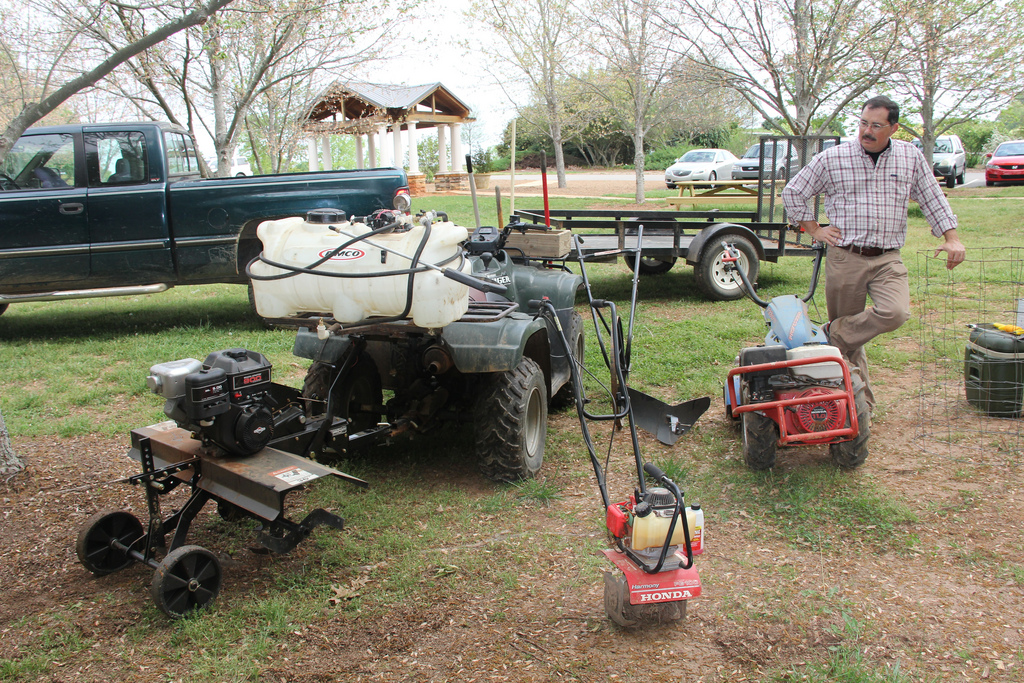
0,133,75,190
85,131,149,186
166,132,201,176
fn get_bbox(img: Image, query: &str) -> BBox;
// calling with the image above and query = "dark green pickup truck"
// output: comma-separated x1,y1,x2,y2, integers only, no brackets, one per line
0,121,410,316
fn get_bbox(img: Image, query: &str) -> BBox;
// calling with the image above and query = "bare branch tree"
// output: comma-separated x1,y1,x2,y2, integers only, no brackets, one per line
467,0,583,188
0,0,234,166
575,0,688,203
885,0,1024,166
93,0,407,176
660,0,902,135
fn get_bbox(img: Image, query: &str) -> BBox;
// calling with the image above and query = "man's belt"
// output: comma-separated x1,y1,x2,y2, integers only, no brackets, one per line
835,244,898,258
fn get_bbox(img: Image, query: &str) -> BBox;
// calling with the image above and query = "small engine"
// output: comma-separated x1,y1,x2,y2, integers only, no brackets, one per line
147,348,275,456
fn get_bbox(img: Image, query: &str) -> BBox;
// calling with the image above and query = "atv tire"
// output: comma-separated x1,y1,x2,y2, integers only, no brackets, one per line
742,409,777,470
830,378,870,469
475,356,548,482
695,235,759,301
303,357,383,440
550,312,584,411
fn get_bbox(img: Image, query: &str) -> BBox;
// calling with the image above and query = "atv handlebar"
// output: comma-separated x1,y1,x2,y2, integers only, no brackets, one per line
443,267,507,294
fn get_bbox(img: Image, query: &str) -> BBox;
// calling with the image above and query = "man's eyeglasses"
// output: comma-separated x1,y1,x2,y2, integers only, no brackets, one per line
858,120,892,131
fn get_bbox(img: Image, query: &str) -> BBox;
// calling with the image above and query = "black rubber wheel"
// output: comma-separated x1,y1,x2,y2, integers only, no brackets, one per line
945,173,955,189
986,179,994,187
0,303,8,317
475,356,548,482
830,378,870,469
956,169,964,185
742,410,777,470
150,545,222,618
302,357,383,436
603,571,686,628
76,510,145,576
666,182,676,189
550,312,584,411
623,254,677,275
694,235,759,301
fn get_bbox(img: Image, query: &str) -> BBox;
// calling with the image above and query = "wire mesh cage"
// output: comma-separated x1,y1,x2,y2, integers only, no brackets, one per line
916,247,1024,459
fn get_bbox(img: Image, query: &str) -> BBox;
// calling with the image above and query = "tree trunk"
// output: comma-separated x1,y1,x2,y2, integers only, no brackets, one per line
633,121,645,204
0,408,21,476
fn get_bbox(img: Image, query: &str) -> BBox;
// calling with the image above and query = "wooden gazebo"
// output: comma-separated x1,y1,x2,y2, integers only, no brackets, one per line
301,81,475,192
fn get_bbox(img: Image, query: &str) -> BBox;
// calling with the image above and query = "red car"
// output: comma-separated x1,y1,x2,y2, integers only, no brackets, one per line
985,140,1024,186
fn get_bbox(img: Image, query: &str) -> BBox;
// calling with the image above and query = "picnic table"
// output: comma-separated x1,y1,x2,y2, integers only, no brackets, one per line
665,179,786,208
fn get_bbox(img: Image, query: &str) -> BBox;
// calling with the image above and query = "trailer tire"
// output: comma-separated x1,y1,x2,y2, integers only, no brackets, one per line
695,235,759,301
550,312,584,411
742,410,777,470
303,358,382,439
830,378,870,469
475,356,547,482
624,254,677,275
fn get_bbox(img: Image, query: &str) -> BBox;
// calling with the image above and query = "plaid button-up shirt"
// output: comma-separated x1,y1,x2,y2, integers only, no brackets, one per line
782,140,958,249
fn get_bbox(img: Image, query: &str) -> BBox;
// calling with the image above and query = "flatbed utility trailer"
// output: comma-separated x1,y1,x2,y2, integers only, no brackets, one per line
513,208,817,301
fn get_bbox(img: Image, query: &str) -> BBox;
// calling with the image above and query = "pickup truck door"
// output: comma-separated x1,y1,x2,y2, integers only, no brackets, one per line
84,130,174,286
0,131,90,286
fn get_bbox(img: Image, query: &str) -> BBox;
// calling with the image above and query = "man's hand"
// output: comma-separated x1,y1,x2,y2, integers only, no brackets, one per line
935,229,966,270
798,220,840,247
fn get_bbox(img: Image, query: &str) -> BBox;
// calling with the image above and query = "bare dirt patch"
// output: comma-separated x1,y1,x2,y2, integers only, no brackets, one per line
1,360,1021,681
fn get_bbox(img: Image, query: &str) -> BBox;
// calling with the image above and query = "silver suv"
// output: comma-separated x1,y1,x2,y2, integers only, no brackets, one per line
733,142,798,181
915,135,966,188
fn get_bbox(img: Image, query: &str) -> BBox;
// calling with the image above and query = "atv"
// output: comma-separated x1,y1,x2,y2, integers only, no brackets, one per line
248,209,584,482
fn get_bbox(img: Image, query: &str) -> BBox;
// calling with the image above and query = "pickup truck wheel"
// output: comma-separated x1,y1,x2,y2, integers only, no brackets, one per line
694,235,759,301
303,358,382,439
246,282,273,328
550,312,584,411
475,356,547,482
623,254,677,275
0,304,7,316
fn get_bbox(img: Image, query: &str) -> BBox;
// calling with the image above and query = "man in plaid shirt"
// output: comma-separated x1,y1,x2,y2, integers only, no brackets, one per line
782,95,966,413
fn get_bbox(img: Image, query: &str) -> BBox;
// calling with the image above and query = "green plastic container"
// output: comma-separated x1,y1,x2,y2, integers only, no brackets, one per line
963,324,1024,417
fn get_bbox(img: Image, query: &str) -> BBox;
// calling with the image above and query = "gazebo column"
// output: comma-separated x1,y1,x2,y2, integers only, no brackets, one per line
355,135,364,170
320,137,332,171
405,125,425,196
308,138,320,172
451,124,463,172
437,125,448,174
367,132,377,168
392,124,403,170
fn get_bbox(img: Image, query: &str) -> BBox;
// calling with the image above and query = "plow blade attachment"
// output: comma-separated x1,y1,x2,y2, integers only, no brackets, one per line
628,390,710,446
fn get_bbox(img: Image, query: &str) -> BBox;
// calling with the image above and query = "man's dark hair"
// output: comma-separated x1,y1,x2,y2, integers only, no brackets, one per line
862,96,899,125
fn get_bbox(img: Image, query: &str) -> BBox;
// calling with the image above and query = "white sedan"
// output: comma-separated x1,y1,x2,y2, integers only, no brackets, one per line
664,148,738,188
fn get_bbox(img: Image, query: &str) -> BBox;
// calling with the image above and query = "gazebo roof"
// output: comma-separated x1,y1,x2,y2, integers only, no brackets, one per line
302,81,474,136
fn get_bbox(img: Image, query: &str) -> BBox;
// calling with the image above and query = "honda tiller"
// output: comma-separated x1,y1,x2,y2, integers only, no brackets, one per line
533,227,711,627
720,241,870,470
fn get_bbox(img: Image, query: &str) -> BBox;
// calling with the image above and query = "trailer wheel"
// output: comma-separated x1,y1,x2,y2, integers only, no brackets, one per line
550,312,584,410
303,358,382,436
150,545,222,618
76,510,145,576
603,571,687,628
830,378,870,469
742,410,777,470
475,356,547,482
624,254,677,275
695,236,759,301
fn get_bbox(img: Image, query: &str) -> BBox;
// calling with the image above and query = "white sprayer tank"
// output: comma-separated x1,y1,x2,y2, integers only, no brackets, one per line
249,212,471,328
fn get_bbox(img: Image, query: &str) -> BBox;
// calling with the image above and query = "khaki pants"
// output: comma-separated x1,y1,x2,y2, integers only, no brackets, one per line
824,247,910,411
